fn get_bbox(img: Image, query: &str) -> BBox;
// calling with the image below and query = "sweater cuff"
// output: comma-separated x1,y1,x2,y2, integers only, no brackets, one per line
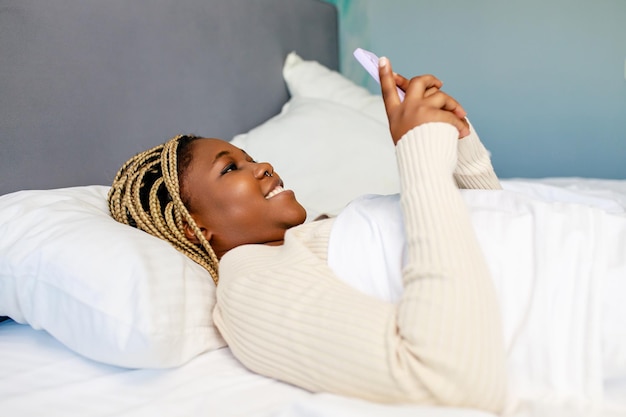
456,124,493,175
455,122,502,190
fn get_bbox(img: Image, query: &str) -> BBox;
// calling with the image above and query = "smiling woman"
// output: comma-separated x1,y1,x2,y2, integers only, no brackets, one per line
107,61,508,413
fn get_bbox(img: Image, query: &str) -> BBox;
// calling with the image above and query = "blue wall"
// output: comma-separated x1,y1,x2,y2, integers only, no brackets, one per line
325,0,626,179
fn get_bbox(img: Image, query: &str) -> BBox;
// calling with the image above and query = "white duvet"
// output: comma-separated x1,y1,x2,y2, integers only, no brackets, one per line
328,180,626,416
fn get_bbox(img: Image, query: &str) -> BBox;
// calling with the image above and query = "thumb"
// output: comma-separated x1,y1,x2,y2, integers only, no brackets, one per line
378,57,401,118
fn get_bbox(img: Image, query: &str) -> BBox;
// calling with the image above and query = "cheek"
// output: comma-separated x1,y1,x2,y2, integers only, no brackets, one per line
209,181,264,223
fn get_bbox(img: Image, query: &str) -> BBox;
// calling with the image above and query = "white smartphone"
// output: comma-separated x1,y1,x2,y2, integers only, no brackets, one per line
353,47,405,101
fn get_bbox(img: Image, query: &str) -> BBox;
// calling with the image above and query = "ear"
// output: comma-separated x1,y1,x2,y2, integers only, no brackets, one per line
183,219,212,245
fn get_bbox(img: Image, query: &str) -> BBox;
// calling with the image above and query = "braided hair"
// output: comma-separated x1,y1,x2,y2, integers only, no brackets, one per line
108,134,220,285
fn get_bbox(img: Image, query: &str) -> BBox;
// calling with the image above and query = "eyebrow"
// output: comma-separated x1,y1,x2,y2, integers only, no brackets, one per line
213,150,231,164
212,148,249,165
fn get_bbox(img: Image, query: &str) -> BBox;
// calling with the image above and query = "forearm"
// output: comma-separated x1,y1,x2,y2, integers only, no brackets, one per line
454,123,502,190
395,123,507,409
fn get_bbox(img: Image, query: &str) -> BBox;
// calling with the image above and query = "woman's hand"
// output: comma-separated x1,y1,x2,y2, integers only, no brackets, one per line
379,57,470,145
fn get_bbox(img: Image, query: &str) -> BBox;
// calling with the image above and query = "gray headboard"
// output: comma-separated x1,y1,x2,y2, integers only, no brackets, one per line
0,0,338,195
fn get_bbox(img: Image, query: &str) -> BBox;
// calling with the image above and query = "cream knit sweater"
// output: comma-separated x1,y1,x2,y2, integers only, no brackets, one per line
213,122,507,413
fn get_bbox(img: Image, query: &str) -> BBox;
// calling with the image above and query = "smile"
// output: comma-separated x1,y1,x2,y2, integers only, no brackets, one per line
265,185,286,199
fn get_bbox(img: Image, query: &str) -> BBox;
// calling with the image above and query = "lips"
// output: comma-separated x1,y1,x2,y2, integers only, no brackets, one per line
265,178,286,199
265,185,285,199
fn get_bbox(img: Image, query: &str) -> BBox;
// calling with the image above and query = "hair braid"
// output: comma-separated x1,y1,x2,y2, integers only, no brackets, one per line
108,135,220,284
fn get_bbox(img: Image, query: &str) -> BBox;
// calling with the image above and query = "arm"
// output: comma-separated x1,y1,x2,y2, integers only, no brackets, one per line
212,63,507,412
454,123,502,190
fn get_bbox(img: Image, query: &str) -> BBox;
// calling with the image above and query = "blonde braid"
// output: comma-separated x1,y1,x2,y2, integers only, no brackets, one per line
108,135,220,284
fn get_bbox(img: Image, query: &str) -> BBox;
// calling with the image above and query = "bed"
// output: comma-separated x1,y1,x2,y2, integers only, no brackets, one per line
1,1,625,416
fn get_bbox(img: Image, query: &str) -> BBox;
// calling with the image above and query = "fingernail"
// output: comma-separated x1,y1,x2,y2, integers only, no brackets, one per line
379,57,388,68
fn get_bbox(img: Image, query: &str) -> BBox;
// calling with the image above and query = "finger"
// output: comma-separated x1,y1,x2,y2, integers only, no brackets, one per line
404,74,443,100
434,87,467,118
427,90,467,119
441,95,467,120
443,91,468,119
453,106,467,120
379,57,401,114
393,72,410,92
423,91,469,137
424,86,439,98
454,118,470,138
453,117,470,138
396,73,443,103
438,110,470,138
396,73,442,99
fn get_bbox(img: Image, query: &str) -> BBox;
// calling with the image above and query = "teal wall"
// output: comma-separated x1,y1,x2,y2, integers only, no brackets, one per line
324,0,626,179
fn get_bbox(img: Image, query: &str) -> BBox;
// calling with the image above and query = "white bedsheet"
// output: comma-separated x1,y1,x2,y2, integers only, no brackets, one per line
1,178,625,417
0,320,310,416
0,320,496,417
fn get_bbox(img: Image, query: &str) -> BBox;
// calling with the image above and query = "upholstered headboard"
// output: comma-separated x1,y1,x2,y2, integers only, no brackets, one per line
0,0,338,195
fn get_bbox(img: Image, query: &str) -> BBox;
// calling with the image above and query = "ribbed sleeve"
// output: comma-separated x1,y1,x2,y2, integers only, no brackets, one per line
213,122,507,413
454,125,502,190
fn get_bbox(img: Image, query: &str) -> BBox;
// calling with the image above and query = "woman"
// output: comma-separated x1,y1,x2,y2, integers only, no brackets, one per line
108,57,507,413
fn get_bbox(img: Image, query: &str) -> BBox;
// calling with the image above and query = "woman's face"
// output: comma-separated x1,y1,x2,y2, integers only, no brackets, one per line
181,138,307,258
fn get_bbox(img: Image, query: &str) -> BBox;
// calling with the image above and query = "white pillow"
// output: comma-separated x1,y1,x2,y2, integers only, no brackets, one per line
283,52,388,124
231,96,400,219
0,186,225,368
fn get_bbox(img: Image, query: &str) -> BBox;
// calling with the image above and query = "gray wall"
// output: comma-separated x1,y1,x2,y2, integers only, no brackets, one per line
327,0,626,179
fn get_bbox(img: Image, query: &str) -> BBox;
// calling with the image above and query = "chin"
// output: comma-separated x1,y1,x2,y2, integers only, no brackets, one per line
292,205,307,226
283,216,306,230
281,199,307,227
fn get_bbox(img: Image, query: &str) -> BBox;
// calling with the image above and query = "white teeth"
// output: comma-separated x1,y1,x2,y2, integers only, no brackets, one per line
265,186,285,199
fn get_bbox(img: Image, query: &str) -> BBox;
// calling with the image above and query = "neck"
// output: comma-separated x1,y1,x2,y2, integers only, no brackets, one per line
264,240,284,247
216,239,284,260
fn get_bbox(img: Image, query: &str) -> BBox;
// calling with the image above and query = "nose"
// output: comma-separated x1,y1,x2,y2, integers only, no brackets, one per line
253,161,274,179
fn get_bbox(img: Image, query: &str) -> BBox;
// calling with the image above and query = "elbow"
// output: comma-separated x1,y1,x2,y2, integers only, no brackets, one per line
452,373,508,414
430,354,509,414
390,342,509,413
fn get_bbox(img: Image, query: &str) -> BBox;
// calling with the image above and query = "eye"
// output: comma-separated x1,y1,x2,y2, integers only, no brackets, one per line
220,162,237,175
